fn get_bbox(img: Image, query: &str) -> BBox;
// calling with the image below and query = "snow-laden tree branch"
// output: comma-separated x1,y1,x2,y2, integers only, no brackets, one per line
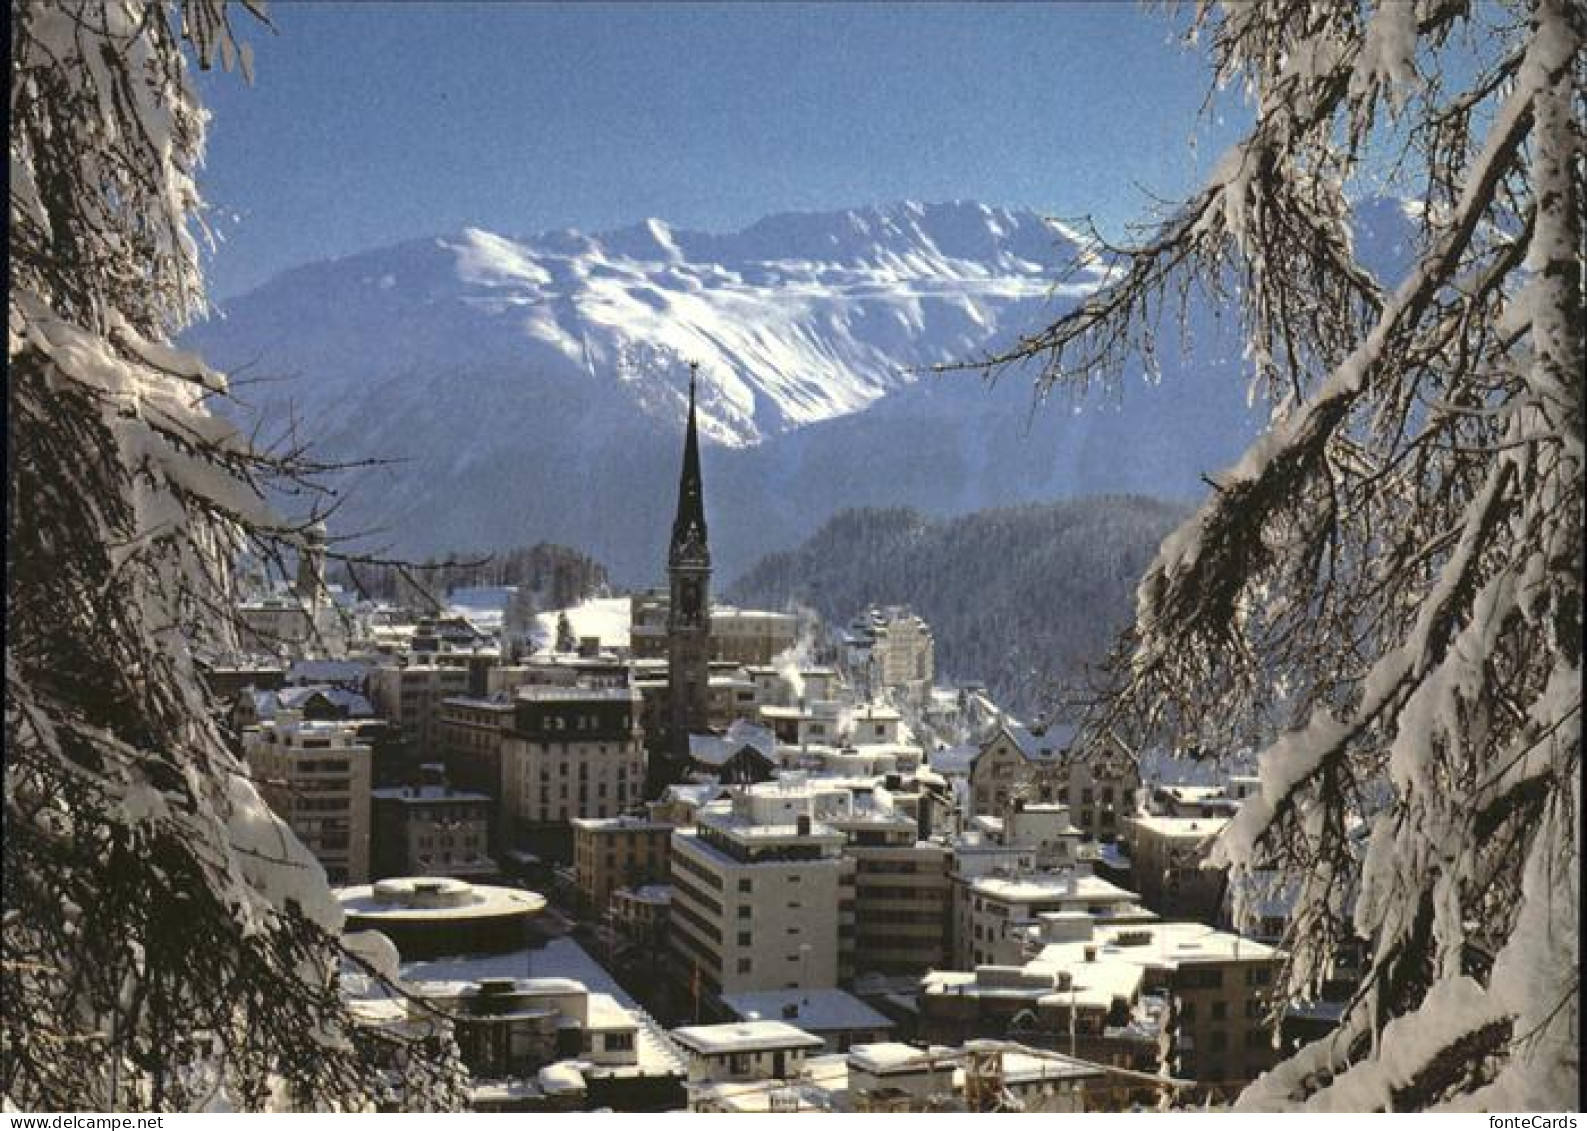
5,1,464,1110
991,0,1582,1111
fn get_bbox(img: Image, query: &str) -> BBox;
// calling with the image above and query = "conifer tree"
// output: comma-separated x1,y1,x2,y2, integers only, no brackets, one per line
990,0,1581,1109
6,1,462,1110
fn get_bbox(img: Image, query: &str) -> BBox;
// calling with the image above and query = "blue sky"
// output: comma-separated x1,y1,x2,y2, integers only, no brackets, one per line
196,2,1249,300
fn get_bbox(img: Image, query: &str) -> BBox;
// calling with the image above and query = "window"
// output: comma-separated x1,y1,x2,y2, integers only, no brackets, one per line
605,1032,635,1052
1179,1001,1195,1021
739,878,753,893
1208,1030,1228,1052
738,905,751,919
1211,1001,1227,1021
738,932,752,946
737,958,752,974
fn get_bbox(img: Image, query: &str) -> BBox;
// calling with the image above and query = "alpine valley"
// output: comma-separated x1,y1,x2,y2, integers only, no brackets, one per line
184,199,1412,584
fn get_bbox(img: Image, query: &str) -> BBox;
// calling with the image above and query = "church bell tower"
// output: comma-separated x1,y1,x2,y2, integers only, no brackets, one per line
667,362,712,764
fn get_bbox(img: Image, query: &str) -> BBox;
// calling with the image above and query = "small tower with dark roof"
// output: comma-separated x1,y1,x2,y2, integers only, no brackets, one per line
666,362,712,764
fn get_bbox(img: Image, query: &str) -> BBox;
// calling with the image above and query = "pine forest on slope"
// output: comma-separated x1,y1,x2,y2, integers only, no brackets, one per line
727,496,1185,715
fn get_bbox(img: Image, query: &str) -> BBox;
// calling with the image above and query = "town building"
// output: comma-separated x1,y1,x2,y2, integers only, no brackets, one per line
438,695,515,800
347,908,687,1111
955,869,1154,967
827,797,952,979
1145,783,1241,819
845,606,934,702
688,720,778,784
1002,801,1085,870
245,711,373,884
1123,815,1231,921
969,723,1140,841
672,1021,826,1087
668,780,854,999
499,686,647,860
339,876,547,960
610,884,672,951
630,597,799,668
719,988,894,1053
370,776,496,880
571,814,675,916
920,919,1282,1088
369,659,475,761
665,364,712,772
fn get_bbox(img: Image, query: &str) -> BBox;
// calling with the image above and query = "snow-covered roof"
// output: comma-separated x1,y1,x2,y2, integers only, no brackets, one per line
1127,815,1230,840
616,884,673,904
671,1020,826,1056
720,989,895,1036
690,720,777,766
370,785,493,804
249,684,373,719
660,782,729,808
1036,920,1280,972
513,685,639,703
1000,1050,1104,1085
571,814,674,832
969,870,1138,906
846,1042,947,1075
338,878,545,922
537,1063,587,1095
928,745,978,776
400,937,688,1077
285,658,370,685
1003,721,1079,763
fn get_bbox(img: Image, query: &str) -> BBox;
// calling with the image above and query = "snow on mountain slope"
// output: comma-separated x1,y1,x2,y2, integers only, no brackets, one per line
183,199,1410,584
194,200,1096,449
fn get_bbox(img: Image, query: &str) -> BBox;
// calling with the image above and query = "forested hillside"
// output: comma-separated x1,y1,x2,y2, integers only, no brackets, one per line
331,542,609,608
728,496,1183,713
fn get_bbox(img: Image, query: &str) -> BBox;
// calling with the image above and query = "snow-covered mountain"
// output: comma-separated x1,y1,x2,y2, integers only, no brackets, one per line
185,200,1404,583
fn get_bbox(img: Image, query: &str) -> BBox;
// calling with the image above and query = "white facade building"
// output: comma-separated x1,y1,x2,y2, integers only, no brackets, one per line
669,779,854,997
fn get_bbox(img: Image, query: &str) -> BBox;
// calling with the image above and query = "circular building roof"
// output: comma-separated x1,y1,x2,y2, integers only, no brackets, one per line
339,877,547,923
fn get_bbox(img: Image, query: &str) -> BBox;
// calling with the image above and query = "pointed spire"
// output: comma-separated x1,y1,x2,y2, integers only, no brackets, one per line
670,361,709,567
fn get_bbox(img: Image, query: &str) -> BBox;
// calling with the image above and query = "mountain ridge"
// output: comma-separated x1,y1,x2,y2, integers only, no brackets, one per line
184,197,1409,582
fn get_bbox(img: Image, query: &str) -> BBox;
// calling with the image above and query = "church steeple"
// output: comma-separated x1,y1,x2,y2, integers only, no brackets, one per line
662,361,713,772
670,362,709,568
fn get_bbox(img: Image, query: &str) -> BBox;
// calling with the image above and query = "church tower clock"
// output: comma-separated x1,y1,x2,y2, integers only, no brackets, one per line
666,363,712,766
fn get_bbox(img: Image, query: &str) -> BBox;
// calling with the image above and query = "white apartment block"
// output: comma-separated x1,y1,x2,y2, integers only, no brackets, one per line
245,711,372,885
956,869,1154,967
669,780,854,998
848,607,934,701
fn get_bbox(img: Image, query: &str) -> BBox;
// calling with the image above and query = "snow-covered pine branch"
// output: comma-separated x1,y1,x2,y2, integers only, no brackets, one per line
990,0,1582,1111
6,1,464,1111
